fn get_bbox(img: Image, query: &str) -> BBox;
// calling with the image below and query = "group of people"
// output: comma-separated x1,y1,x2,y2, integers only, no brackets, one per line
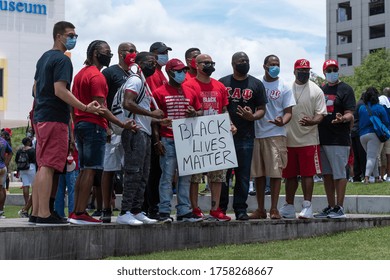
10,20,390,226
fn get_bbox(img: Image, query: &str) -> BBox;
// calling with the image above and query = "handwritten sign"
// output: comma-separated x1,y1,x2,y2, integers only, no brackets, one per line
172,113,238,176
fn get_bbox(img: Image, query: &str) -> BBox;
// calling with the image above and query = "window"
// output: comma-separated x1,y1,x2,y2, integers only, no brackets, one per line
370,48,385,53
337,30,352,44
337,2,352,22
337,53,353,67
370,24,385,39
0,69,3,98
369,0,385,16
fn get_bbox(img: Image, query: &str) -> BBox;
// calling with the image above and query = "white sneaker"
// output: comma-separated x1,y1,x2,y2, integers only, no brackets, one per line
279,203,296,219
313,175,323,182
134,212,157,224
298,200,313,219
116,211,143,226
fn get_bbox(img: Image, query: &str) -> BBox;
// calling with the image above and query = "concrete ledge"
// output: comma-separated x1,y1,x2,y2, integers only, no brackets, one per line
1,216,390,260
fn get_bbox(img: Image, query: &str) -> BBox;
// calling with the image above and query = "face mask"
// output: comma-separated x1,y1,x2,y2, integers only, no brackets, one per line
267,66,280,78
326,72,339,84
124,52,136,66
297,71,310,84
142,64,156,77
236,63,250,75
64,37,77,50
202,64,215,76
190,57,197,69
172,71,186,84
97,53,111,67
157,54,169,66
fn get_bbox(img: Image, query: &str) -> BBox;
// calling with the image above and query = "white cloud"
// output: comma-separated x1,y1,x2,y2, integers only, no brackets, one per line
65,0,326,84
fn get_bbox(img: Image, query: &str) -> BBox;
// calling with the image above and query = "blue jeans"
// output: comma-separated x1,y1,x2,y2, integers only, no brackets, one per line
54,169,79,217
158,137,191,216
232,138,254,215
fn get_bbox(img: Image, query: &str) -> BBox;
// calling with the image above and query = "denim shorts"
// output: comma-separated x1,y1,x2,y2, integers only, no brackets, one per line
75,122,107,170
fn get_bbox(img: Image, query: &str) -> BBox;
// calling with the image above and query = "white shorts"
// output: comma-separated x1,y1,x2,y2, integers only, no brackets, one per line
20,164,36,187
103,134,124,172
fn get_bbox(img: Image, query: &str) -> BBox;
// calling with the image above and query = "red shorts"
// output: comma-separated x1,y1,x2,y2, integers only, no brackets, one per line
282,145,321,178
35,122,68,172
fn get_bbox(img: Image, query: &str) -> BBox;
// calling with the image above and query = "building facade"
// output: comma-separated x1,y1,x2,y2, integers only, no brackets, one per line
326,0,390,76
0,0,65,128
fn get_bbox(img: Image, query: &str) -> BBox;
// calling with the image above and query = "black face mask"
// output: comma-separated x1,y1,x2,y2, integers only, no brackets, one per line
97,53,111,67
296,71,310,84
202,64,215,76
142,64,156,78
235,63,250,75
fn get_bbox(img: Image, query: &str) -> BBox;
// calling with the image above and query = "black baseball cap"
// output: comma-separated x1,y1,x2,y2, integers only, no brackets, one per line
149,42,172,53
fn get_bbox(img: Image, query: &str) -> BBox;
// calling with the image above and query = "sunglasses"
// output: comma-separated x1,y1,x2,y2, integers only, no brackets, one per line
174,69,188,73
122,49,136,53
199,61,216,66
64,33,78,39
326,68,339,73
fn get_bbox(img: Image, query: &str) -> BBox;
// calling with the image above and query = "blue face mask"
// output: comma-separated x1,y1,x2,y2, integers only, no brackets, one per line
268,66,280,78
172,71,186,84
157,54,169,66
64,37,77,50
326,72,339,84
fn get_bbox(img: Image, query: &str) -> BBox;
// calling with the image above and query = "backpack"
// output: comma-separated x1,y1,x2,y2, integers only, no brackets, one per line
16,149,30,170
365,105,390,142
110,68,145,135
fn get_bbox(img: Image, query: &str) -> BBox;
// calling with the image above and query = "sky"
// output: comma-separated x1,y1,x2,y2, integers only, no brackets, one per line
65,0,326,84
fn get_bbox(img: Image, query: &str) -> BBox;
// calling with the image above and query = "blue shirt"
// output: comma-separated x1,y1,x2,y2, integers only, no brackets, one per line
0,138,12,169
358,103,390,136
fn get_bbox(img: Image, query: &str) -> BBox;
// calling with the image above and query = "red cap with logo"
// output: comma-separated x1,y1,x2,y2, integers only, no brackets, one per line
294,59,311,69
3,128,12,136
165,58,189,72
323,59,339,71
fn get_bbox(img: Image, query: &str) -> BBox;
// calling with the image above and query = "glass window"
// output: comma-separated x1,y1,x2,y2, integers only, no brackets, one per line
337,30,352,44
370,24,385,39
337,53,353,67
337,2,352,22
369,0,385,16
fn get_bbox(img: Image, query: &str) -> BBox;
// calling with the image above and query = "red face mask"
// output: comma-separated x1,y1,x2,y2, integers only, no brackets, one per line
190,57,197,69
124,52,137,66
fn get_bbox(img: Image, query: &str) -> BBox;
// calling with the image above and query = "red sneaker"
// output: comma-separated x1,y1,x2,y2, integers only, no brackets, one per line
210,208,231,221
69,212,102,225
192,207,205,219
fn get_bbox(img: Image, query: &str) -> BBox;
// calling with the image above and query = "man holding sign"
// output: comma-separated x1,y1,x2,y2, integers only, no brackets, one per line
153,58,203,223
184,54,236,221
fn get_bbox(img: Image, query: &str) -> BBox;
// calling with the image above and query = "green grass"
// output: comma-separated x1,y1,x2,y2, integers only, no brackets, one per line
109,226,390,260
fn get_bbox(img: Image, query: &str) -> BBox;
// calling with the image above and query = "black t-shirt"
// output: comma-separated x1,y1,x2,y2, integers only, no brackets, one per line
319,81,356,145
33,49,73,124
102,64,129,110
219,74,267,139
15,147,36,165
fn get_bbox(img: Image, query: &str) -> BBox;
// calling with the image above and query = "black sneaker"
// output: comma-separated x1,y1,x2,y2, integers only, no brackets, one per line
36,214,70,226
101,209,112,223
313,205,333,218
236,212,249,221
52,210,68,222
248,190,256,196
91,210,103,217
148,211,160,220
28,215,37,225
177,212,203,222
158,213,174,223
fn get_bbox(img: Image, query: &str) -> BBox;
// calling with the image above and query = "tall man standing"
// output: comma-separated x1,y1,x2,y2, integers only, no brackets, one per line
316,59,355,219
219,51,267,219
32,21,102,226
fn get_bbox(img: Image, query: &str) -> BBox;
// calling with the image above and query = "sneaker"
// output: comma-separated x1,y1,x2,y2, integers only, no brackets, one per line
116,211,143,226
133,212,157,224
177,212,203,222
236,212,249,221
28,215,37,225
91,210,102,217
298,200,313,219
209,208,231,221
158,213,174,223
269,208,281,219
67,212,75,222
279,203,295,219
313,205,333,218
52,210,68,222
327,205,346,219
147,211,160,220
36,214,70,226
18,210,29,218
248,190,256,196
313,174,323,182
199,188,210,195
101,209,112,223
86,203,96,211
249,208,267,219
192,207,205,219
69,212,103,225
0,211,5,219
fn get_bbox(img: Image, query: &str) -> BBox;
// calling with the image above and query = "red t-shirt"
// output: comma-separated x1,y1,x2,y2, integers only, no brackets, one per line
183,78,229,115
154,83,201,138
146,67,168,93
72,66,108,129
184,71,197,82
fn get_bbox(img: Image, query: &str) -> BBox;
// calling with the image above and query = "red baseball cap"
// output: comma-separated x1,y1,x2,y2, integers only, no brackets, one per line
323,59,339,71
165,58,189,72
294,59,311,70
3,128,12,136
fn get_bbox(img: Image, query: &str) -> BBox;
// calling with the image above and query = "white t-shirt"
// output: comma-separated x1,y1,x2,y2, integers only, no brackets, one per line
123,75,152,135
254,78,296,138
286,80,327,147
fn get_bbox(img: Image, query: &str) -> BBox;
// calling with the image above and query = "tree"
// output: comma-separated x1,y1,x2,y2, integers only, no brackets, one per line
341,49,390,98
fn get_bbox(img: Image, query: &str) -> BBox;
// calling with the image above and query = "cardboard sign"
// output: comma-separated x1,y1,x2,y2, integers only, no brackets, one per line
172,113,238,176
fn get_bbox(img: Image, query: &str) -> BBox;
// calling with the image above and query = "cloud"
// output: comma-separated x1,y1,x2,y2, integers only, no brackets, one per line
65,0,326,84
